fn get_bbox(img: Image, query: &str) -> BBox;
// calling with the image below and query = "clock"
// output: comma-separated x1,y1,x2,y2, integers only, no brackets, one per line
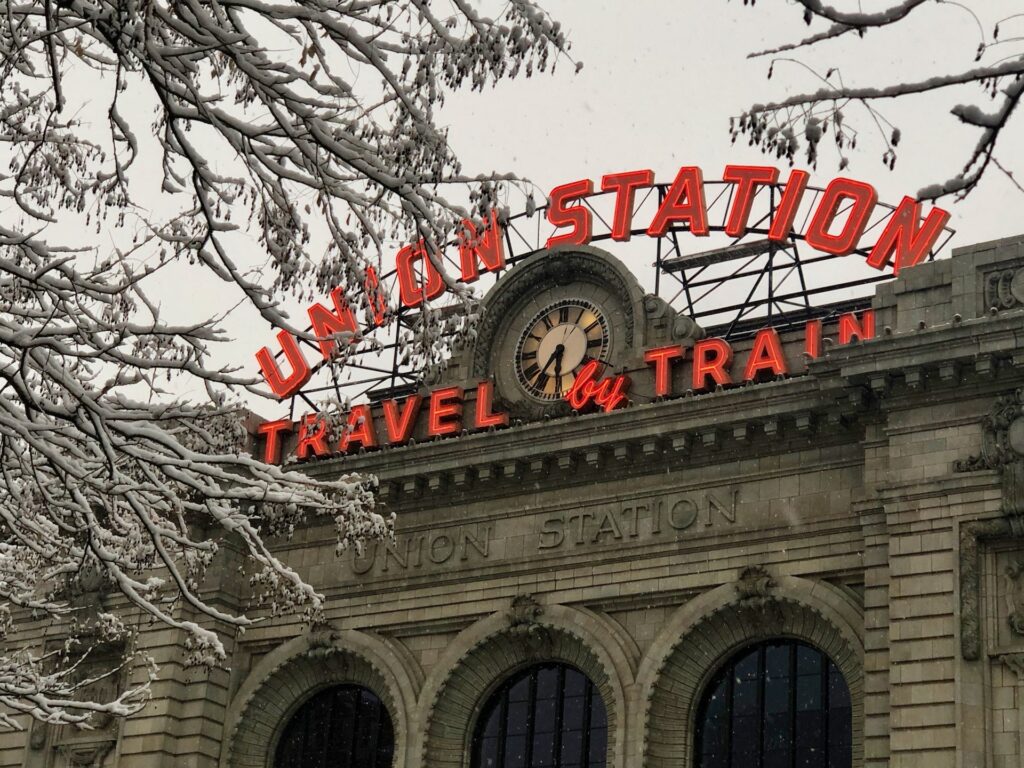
468,248,642,419
514,299,610,400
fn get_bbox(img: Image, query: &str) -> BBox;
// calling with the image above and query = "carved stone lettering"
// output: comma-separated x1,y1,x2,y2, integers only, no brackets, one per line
537,489,737,551
350,525,493,576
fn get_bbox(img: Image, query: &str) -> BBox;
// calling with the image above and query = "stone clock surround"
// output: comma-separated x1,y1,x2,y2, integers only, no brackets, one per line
466,245,650,381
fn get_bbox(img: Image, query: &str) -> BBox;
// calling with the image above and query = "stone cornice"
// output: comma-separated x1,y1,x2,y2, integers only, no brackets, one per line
296,310,1024,501
812,308,1024,392
304,376,858,501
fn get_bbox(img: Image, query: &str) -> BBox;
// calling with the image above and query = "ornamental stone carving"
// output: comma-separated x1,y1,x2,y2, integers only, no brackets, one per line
1001,651,1024,679
306,624,341,659
23,641,124,768
955,389,1024,472
734,565,783,625
984,266,1024,311
507,594,551,654
735,565,775,603
1006,560,1024,636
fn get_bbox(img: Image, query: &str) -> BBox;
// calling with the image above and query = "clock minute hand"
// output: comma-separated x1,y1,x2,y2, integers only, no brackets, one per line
537,343,564,381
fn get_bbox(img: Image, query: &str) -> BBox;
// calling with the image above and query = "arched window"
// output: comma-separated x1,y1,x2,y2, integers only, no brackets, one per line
274,684,394,768
471,662,608,768
695,640,852,768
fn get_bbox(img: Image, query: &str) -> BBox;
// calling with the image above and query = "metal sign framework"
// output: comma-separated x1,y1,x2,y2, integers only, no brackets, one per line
279,180,956,418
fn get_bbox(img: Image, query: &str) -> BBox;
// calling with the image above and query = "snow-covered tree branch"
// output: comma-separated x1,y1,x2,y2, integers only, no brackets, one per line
0,0,568,727
730,1,1024,200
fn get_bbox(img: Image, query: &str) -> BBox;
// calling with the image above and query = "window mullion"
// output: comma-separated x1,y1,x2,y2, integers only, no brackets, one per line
554,665,565,768
822,660,831,768
789,645,797,768
498,690,508,768
526,669,536,767
726,659,734,768
582,674,593,768
756,647,765,768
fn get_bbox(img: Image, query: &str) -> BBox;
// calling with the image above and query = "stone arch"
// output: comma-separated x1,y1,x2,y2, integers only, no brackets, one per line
415,600,637,768
220,627,422,768
636,573,865,768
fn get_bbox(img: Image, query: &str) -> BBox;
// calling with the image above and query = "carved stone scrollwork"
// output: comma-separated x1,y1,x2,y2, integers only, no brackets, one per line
56,741,115,767
642,294,705,345
984,267,1024,312
955,389,1024,472
306,625,340,659
28,720,48,750
735,565,784,626
1001,651,1024,679
508,594,543,627
507,594,551,655
1005,561,1024,636
735,566,776,604
24,642,124,768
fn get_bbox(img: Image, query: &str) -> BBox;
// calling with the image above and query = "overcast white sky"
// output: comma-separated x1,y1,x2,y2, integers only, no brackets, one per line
144,0,1024,413
438,0,1024,247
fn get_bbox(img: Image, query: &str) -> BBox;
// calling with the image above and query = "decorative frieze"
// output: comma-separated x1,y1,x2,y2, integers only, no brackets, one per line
984,266,1024,312
955,389,1024,472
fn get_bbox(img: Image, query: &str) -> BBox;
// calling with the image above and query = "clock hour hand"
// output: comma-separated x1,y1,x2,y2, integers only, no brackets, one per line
537,343,565,383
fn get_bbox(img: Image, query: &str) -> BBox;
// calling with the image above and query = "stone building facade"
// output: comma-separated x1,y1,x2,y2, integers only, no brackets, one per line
8,234,1024,768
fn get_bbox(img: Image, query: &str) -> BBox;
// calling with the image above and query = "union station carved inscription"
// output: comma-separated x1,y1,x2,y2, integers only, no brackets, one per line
351,525,493,575
347,488,738,577
538,490,738,550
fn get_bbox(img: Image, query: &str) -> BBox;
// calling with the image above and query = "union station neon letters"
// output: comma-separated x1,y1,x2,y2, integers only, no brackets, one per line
257,310,875,464
254,165,950,401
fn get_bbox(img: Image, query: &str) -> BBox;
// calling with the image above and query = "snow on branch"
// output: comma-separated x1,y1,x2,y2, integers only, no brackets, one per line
0,0,570,728
731,1,1024,200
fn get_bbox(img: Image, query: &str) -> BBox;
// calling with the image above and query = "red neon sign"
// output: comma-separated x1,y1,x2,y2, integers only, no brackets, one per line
258,310,876,464
564,360,631,413
254,165,948,400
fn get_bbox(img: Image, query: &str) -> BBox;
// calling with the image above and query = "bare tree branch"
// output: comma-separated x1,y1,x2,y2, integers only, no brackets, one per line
0,0,570,727
730,1,1024,200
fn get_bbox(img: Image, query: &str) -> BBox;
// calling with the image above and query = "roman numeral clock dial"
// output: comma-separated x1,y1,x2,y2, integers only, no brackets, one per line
515,299,610,400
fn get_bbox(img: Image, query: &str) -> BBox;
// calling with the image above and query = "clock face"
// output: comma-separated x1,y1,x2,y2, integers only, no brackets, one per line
514,299,610,400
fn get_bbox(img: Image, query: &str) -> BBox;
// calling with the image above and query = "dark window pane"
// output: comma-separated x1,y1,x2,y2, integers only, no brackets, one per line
470,663,607,768
510,676,531,702
564,669,587,697
482,707,502,739
695,640,852,768
828,665,851,710
765,644,790,678
273,684,394,768
560,729,583,764
505,733,528,768
764,676,790,715
588,726,607,763
507,700,530,736
797,645,823,675
478,737,500,768
534,697,557,732
532,729,556,766
537,667,559,700
562,694,586,731
736,649,760,680
797,675,822,711
590,695,607,730
734,678,758,716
